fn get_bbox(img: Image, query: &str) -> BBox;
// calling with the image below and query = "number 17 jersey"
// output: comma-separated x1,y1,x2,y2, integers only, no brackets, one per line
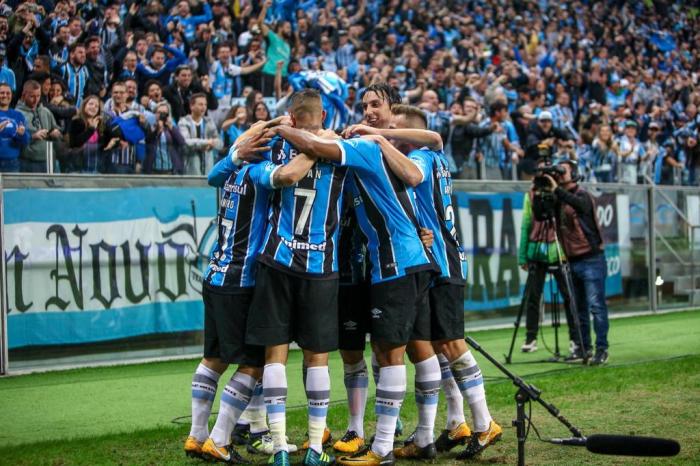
257,137,349,278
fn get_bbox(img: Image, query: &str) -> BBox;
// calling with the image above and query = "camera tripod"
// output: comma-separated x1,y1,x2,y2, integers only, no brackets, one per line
505,211,588,365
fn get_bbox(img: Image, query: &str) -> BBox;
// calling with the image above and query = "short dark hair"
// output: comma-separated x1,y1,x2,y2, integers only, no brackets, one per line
145,80,162,91
361,82,402,106
215,42,233,54
85,36,100,47
489,101,508,117
175,64,192,75
69,42,85,53
391,104,428,129
189,92,207,105
28,71,50,83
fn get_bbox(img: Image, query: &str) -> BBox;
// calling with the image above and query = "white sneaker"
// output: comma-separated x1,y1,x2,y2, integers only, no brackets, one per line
521,339,538,352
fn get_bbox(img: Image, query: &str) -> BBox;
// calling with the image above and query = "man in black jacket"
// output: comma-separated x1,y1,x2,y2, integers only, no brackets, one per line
542,160,610,365
84,36,110,98
163,65,218,122
452,97,497,178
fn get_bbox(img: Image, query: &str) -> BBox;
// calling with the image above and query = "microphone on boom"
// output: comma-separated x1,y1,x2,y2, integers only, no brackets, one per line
546,434,680,457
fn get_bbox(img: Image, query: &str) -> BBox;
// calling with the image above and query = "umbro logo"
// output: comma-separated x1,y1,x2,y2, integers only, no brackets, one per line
371,308,383,319
344,320,358,330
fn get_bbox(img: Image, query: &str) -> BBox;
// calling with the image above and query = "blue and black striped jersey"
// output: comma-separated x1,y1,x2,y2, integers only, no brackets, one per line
257,138,349,278
336,138,436,284
204,156,275,291
338,181,370,286
410,148,467,285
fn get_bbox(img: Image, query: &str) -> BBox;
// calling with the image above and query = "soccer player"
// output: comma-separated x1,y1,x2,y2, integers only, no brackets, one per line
185,130,316,464
266,86,439,466
244,89,347,466
355,104,503,460
331,194,373,456
334,84,445,461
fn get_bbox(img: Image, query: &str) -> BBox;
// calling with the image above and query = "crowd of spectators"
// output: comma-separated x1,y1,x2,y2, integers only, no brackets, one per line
0,0,698,185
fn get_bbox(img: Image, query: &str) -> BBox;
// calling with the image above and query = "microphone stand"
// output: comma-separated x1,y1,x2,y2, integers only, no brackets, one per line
467,336,586,466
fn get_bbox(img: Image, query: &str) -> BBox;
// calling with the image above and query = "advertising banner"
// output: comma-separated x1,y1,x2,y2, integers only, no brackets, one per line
5,186,627,349
453,190,623,311
4,187,216,349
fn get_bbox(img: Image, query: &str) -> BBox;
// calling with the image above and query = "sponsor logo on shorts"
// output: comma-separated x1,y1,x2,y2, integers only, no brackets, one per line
370,308,383,319
344,320,357,330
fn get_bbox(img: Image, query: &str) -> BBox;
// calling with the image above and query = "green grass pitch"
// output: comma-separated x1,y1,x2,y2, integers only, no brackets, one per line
0,310,699,465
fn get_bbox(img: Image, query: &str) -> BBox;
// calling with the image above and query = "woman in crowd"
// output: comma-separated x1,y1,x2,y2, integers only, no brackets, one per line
67,95,109,173
250,101,271,125
591,124,620,183
221,105,249,150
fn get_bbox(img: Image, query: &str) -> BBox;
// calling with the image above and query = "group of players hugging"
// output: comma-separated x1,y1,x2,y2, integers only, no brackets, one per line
184,83,502,466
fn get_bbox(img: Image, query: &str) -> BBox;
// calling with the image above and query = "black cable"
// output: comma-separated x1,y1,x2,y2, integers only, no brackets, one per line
525,399,532,441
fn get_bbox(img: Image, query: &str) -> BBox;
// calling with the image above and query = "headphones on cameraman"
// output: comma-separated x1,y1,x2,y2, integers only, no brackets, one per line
557,159,582,182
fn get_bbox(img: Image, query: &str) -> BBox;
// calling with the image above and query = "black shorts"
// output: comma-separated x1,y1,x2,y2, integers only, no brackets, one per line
246,263,339,353
203,284,265,366
369,271,432,346
338,283,371,351
429,283,466,341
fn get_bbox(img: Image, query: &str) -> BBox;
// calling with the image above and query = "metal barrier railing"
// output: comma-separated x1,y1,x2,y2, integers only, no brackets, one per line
643,175,699,309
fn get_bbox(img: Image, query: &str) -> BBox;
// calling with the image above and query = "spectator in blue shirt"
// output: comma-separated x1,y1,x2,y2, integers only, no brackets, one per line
135,45,187,90
0,83,30,172
165,1,212,44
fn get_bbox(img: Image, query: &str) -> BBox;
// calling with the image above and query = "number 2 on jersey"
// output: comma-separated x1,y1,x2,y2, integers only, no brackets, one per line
294,188,316,235
445,205,457,238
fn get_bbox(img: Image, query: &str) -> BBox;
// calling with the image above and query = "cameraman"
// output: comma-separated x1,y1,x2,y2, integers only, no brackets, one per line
517,158,577,353
542,160,610,365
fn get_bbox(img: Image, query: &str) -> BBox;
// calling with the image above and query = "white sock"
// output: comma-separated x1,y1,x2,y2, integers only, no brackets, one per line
263,363,288,453
210,372,257,446
189,364,221,442
246,382,268,434
372,365,406,457
438,353,465,430
450,351,492,432
413,355,440,448
306,366,331,454
344,359,369,438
